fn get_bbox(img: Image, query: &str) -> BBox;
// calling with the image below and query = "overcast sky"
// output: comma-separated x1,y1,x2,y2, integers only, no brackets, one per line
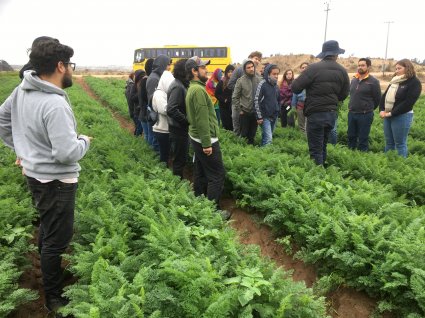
0,0,424,68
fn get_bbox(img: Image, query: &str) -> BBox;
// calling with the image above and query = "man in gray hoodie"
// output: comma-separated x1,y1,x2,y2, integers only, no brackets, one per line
0,38,91,313
232,60,261,144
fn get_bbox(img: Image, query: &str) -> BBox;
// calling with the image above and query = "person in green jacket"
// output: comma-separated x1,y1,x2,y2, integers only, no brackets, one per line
185,56,230,220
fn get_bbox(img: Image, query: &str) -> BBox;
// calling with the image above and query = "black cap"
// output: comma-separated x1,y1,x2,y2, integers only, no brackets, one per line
185,56,210,73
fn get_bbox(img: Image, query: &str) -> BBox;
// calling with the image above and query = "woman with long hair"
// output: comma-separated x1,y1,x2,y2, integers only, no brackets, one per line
379,59,421,157
215,64,235,131
279,69,295,127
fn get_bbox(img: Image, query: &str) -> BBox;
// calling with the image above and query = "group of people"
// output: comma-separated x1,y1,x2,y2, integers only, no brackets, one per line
0,36,422,316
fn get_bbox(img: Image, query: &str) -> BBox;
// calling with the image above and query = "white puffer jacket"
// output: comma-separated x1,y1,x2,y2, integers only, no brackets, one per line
152,71,175,133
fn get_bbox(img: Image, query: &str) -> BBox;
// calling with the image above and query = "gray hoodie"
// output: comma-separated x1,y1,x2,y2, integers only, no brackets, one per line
232,60,261,113
0,71,90,179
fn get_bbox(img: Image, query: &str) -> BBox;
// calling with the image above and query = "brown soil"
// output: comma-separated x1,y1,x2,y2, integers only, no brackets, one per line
73,76,389,318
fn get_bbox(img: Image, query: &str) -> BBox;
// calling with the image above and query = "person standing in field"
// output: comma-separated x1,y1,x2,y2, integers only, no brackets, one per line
146,55,172,153
0,38,91,314
228,51,263,135
279,69,295,128
232,59,262,145
185,56,230,220
291,62,309,132
130,69,145,136
206,68,223,126
379,59,422,157
139,58,154,145
292,40,350,166
167,59,190,178
152,70,174,164
215,64,235,131
347,58,381,151
254,64,281,146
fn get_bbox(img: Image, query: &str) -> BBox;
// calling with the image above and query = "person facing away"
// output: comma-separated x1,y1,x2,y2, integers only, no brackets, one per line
139,58,154,145
167,58,190,179
152,70,175,164
185,56,230,220
232,59,262,145
347,58,381,151
379,58,422,157
130,69,145,136
291,62,309,132
292,40,350,166
206,68,223,126
254,64,281,146
215,64,235,131
279,69,295,128
228,51,263,135
0,37,91,314
146,55,171,153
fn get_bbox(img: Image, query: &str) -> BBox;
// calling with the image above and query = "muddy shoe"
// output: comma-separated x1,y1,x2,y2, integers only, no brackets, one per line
45,295,69,316
219,210,232,221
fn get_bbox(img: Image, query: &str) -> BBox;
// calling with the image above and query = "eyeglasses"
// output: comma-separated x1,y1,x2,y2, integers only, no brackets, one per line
64,62,76,71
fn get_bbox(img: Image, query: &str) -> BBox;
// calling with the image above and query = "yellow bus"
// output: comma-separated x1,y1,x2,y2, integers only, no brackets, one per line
133,45,231,73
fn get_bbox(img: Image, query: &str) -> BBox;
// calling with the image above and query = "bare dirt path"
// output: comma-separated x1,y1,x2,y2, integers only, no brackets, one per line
75,76,389,318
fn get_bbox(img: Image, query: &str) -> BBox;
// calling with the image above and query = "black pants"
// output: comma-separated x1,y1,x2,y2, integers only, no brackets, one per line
306,111,337,165
347,111,374,151
170,133,189,179
280,105,295,127
154,132,170,165
220,106,233,131
26,177,77,299
239,111,258,144
191,140,225,209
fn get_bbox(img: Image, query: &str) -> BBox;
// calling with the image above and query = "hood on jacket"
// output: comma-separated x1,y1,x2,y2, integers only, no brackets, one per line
242,59,255,76
152,55,171,77
22,70,67,96
263,63,278,85
211,68,223,82
157,71,175,93
145,58,154,76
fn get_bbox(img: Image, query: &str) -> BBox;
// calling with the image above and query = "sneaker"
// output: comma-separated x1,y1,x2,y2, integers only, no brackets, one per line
45,295,69,313
219,210,232,221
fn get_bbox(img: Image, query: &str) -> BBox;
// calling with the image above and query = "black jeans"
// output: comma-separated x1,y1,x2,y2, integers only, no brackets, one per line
26,177,77,299
239,111,258,145
220,106,233,131
280,105,295,127
191,140,225,209
170,133,189,179
154,132,170,165
347,111,374,151
306,111,337,165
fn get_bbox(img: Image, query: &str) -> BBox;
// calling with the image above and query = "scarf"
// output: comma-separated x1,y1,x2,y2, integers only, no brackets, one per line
385,75,406,112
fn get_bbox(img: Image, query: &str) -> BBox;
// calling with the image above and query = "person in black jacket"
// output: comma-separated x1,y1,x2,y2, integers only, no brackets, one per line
129,70,145,136
379,59,422,157
347,58,381,151
139,58,154,145
167,59,189,178
292,40,350,165
215,64,235,131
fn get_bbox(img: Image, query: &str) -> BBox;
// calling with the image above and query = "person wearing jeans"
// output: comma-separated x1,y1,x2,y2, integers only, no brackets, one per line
0,38,91,313
292,40,350,166
379,59,421,158
347,58,381,151
254,64,281,146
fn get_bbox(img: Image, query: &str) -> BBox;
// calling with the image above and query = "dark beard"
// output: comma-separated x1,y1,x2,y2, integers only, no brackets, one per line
62,73,73,88
358,69,366,75
199,74,208,83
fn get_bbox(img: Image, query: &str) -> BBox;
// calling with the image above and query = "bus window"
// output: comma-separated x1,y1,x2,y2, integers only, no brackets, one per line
217,48,226,57
134,50,144,63
171,49,179,57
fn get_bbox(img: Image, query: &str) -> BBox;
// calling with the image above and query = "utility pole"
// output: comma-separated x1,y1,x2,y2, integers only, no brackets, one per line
324,1,331,42
382,21,394,77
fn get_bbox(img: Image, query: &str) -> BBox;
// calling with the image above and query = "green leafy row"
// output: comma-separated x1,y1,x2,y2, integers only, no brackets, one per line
54,83,329,317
